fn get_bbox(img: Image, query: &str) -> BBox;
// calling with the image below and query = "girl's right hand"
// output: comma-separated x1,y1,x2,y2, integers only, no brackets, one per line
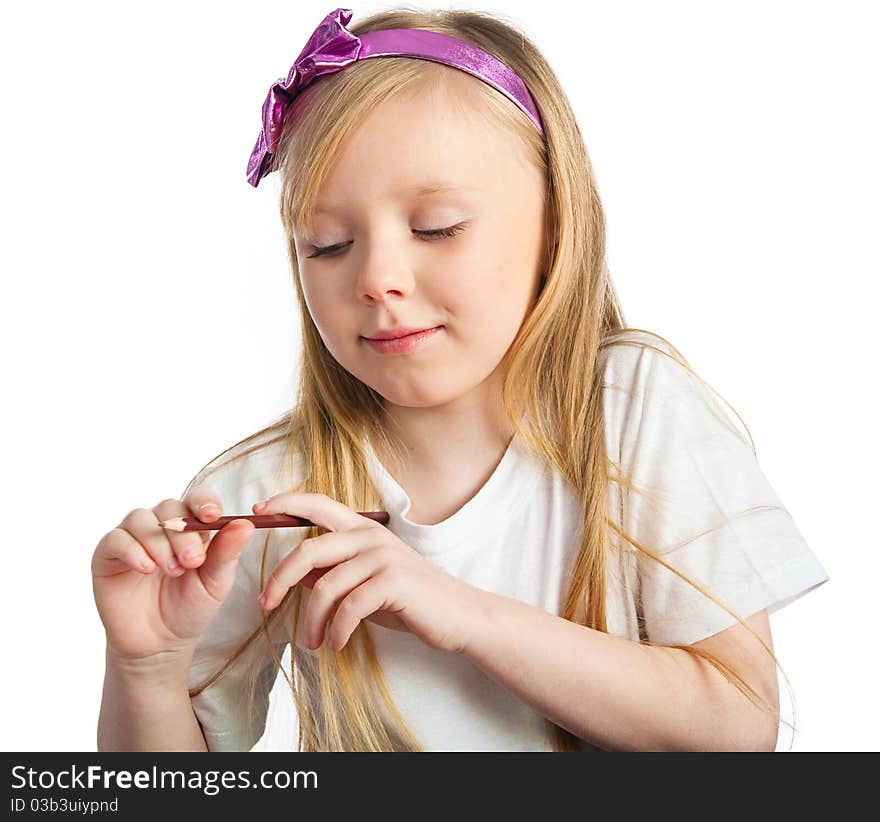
91,491,257,666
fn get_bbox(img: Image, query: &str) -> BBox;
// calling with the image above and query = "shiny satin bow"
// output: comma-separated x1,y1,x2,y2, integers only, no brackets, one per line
246,9,361,187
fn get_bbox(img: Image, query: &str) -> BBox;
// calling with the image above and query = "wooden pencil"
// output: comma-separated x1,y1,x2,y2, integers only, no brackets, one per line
158,511,389,532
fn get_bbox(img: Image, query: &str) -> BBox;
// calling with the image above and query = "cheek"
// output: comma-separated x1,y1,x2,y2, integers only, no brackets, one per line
443,242,509,308
302,271,338,316
452,247,532,323
300,273,327,316
450,283,526,367
301,278,352,344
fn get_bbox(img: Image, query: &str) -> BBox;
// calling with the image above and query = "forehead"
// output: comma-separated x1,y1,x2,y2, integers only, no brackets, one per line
308,78,529,213
313,180,482,217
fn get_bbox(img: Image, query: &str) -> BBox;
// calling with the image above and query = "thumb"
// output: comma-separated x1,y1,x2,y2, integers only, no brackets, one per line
196,519,256,601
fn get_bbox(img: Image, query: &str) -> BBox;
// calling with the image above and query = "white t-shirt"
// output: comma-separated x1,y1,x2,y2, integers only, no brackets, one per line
187,329,830,751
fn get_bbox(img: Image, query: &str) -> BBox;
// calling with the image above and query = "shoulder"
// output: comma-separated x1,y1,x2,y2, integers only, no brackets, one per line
597,328,687,440
597,328,749,455
598,328,690,397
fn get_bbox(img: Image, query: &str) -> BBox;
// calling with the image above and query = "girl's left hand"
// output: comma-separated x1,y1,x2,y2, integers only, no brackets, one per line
252,493,483,655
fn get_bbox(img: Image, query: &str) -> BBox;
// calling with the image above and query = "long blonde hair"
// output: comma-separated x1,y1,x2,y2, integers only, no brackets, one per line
186,7,794,751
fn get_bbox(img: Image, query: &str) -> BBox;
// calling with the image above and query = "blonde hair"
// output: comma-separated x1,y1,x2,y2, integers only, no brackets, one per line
186,7,795,751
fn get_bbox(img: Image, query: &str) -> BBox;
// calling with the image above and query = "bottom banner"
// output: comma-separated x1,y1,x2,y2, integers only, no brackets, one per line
1,752,859,814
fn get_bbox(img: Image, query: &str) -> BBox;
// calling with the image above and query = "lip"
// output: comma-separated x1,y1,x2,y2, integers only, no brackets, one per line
363,326,443,355
363,326,438,340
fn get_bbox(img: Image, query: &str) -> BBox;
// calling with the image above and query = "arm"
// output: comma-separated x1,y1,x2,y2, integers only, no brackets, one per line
461,591,780,751
97,647,209,752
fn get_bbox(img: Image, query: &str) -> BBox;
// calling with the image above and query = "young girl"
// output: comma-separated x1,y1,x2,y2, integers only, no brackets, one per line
93,7,829,752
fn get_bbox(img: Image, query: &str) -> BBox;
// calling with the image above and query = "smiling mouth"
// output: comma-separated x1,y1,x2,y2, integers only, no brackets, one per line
362,325,443,341
362,326,444,354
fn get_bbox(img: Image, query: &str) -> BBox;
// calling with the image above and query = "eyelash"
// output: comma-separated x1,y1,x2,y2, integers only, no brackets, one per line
306,223,469,259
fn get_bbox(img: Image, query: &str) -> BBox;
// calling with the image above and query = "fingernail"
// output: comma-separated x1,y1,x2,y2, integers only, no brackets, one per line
181,547,202,562
199,503,220,516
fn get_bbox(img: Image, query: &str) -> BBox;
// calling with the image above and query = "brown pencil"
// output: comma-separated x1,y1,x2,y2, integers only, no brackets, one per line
158,511,390,532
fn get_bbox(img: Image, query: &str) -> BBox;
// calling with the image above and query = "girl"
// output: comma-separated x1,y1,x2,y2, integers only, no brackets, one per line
93,7,829,752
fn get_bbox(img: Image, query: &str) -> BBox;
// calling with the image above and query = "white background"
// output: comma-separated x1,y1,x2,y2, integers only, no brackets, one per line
2,0,876,752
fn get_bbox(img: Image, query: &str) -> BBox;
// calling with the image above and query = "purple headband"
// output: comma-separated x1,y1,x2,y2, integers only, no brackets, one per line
246,7,544,188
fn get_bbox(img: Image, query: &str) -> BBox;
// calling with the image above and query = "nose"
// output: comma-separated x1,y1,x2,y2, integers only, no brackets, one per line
355,237,416,304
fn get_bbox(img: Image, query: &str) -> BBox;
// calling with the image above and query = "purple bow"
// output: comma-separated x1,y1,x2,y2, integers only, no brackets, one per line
246,7,545,187
246,8,360,187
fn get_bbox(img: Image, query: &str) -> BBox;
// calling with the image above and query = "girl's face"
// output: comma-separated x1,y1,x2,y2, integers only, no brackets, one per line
293,73,548,410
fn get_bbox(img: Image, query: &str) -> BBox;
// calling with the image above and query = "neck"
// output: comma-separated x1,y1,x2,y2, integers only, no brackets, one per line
373,373,514,479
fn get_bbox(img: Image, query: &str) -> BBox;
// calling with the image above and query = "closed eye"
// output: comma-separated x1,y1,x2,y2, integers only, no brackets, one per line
306,223,469,259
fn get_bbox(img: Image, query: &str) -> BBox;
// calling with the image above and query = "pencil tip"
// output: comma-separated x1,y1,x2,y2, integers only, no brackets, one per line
157,516,186,532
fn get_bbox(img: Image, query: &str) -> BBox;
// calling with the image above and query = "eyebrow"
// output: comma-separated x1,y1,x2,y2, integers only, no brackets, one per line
313,181,478,215
407,181,474,195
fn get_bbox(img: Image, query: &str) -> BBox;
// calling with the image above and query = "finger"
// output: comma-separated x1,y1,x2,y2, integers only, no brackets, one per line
182,485,224,528
299,568,331,589
174,485,225,563
196,518,257,602
258,527,379,611
152,498,211,571
328,575,391,652
252,491,378,534
301,552,381,649
92,527,160,577
117,505,188,578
